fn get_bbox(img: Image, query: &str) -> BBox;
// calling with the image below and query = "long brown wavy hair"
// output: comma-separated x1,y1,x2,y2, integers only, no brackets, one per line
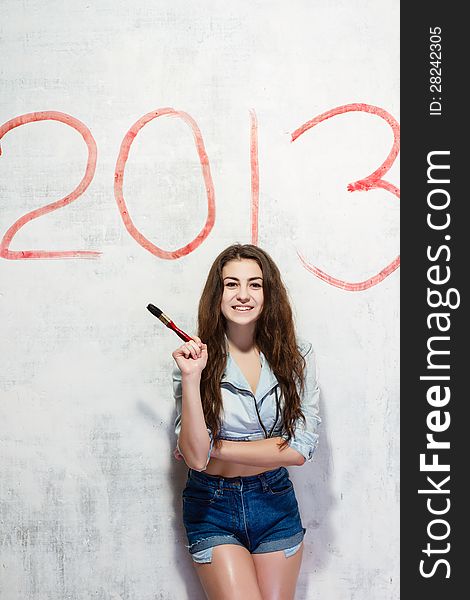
197,243,307,449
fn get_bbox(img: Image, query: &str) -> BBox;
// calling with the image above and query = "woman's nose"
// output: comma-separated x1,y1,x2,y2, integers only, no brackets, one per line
237,286,250,300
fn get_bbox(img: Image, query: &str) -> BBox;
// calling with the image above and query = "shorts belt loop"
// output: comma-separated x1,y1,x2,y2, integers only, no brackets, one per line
259,473,269,492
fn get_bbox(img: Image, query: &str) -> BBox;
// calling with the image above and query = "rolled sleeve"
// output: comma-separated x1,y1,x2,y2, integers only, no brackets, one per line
172,364,213,471
284,342,321,463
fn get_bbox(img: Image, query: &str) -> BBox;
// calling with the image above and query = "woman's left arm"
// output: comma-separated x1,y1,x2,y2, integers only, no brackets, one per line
282,341,321,463
210,437,305,467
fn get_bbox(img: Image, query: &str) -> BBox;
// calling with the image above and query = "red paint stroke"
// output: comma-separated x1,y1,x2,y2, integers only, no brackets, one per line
249,109,259,246
114,108,215,259
298,252,400,292
291,103,400,291
0,111,99,260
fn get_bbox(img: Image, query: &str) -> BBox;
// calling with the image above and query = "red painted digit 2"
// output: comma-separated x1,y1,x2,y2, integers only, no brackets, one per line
291,103,400,291
114,108,215,259
0,111,99,260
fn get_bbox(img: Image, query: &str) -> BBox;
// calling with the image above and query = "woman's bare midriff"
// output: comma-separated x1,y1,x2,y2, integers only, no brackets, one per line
204,457,274,477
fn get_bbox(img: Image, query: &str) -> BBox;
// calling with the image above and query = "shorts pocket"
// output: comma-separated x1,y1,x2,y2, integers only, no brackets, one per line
268,477,294,496
183,480,218,505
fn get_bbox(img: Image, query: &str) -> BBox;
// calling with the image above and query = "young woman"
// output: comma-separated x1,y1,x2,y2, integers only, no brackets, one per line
172,244,321,600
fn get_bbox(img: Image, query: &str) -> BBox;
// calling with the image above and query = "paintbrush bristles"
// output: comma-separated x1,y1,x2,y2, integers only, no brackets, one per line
147,304,172,326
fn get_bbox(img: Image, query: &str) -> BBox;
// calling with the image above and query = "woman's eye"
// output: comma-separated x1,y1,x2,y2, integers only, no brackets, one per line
251,283,262,288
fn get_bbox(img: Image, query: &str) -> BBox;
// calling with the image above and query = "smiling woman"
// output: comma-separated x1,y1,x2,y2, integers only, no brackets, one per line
171,243,321,600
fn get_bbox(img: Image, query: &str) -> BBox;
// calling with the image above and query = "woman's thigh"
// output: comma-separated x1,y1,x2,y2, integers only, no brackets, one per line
252,542,304,600
194,544,264,600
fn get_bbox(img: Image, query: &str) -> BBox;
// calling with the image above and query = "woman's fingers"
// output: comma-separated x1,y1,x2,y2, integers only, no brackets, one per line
191,334,203,349
172,338,206,367
175,339,202,359
186,340,201,358
173,346,191,360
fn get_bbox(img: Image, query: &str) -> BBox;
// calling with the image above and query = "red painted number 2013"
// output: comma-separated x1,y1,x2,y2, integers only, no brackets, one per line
0,104,399,291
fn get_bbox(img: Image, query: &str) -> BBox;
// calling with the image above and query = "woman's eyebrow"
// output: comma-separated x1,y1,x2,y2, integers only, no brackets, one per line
223,276,263,281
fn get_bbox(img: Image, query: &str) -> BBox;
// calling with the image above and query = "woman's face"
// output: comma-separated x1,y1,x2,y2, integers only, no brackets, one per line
220,259,264,326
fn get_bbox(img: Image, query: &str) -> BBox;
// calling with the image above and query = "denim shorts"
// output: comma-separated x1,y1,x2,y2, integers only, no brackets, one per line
182,466,305,564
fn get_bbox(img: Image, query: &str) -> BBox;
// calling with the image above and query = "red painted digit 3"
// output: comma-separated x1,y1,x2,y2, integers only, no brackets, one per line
114,108,216,259
0,111,99,260
291,103,400,291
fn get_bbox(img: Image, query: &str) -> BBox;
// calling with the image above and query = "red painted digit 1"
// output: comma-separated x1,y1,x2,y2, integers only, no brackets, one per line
0,111,99,260
250,109,259,246
291,103,400,291
114,108,215,259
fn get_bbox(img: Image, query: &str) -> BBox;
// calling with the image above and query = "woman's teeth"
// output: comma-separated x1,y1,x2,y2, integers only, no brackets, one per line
233,306,252,311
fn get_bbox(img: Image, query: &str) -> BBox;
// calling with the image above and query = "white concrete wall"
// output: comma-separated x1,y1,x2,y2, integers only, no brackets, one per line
0,1,399,598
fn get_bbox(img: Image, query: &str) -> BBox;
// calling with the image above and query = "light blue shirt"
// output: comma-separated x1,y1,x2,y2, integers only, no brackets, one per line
173,338,321,470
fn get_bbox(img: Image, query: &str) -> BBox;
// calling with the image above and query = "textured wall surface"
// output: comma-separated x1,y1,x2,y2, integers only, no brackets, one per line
0,1,399,598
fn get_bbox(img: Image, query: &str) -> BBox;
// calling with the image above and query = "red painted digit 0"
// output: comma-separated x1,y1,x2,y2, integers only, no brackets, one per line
249,109,259,246
0,111,99,260
291,103,400,291
114,108,215,259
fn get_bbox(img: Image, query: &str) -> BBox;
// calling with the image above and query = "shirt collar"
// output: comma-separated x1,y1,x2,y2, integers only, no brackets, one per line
221,335,278,398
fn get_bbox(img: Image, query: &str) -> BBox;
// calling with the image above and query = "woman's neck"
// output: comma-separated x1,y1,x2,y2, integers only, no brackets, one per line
225,323,257,354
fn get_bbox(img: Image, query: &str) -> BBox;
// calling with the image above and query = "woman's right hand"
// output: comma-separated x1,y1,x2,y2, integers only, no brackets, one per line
172,335,208,377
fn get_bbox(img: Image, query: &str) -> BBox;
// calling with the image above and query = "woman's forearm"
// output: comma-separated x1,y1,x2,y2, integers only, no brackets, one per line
211,437,305,467
177,373,211,471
